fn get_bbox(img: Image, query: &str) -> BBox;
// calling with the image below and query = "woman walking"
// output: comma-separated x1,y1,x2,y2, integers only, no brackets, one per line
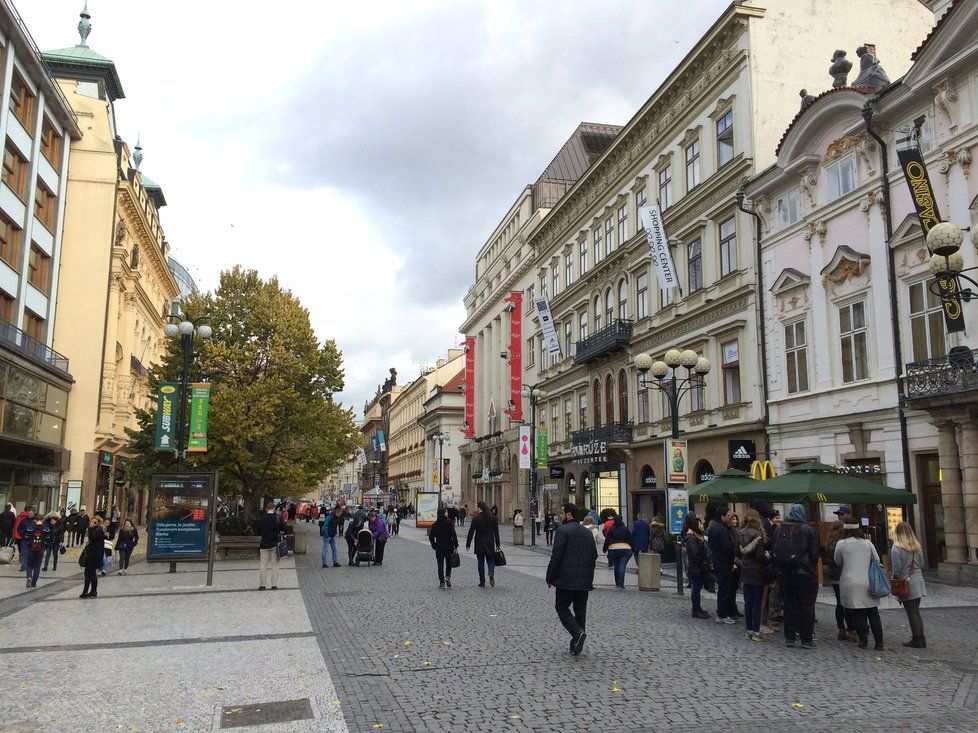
738,508,768,641
891,521,927,648
368,511,389,566
834,524,884,650
602,516,633,590
428,507,458,588
465,501,501,587
824,521,857,642
683,514,711,619
81,516,105,598
544,512,556,547
116,520,139,575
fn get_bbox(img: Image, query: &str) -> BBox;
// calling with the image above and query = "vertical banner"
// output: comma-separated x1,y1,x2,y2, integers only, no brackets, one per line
536,427,548,469
463,336,475,438
442,458,450,486
431,456,440,488
503,291,523,422
154,382,178,451
532,295,561,358
665,438,688,485
377,430,387,452
186,383,211,452
896,147,965,333
639,204,679,291
518,425,532,469
667,488,689,535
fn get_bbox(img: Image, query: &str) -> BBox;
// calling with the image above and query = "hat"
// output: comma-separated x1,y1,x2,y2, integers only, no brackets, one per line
833,505,852,516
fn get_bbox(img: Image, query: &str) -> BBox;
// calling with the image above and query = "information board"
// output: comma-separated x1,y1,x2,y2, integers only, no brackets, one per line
415,491,440,528
147,473,217,562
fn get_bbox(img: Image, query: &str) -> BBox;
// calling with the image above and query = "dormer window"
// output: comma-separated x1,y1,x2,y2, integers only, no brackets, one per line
825,155,856,201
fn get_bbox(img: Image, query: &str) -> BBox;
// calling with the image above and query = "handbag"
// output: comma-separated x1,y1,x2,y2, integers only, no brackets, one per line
0,545,13,565
449,551,460,569
868,555,891,599
276,537,289,558
493,549,507,567
890,557,915,598
78,544,89,567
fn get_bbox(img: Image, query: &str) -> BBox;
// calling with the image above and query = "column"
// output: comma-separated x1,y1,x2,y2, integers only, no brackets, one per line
959,415,978,564
935,419,967,564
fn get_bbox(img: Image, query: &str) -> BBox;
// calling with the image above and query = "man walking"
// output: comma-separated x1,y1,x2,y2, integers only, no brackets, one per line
707,507,737,623
773,503,820,648
631,513,650,564
321,506,343,568
0,503,15,549
20,510,43,589
466,501,500,587
546,503,597,655
75,509,90,548
258,501,284,590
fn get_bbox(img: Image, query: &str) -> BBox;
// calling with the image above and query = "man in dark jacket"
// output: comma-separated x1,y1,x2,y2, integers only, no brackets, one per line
428,507,458,588
40,513,64,572
465,501,500,588
0,503,15,548
320,506,343,568
257,501,284,590
772,503,821,648
75,510,90,547
547,504,597,655
707,507,737,623
631,514,650,564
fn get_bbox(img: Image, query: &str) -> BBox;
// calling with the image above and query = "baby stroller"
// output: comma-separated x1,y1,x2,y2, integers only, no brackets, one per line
354,528,374,566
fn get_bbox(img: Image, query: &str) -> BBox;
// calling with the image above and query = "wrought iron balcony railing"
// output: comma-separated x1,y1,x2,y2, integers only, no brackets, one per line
0,319,70,375
571,421,634,446
575,319,632,364
903,347,978,400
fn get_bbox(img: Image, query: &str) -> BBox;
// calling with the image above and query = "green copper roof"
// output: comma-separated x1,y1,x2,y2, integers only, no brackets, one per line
139,172,167,209
41,6,124,101
44,43,113,65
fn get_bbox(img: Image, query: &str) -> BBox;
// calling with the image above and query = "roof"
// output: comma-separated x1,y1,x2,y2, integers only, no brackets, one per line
911,0,960,61
138,172,167,208
775,87,875,157
42,43,125,101
536,123,622,184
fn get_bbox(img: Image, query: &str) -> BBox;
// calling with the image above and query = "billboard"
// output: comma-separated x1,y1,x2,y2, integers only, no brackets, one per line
147,473,217,562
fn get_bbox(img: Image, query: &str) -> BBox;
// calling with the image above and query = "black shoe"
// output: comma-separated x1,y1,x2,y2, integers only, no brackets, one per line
271,586,278,590
800,641,815,650
446,578,452,588
478,581,486,587
322,563,328,568
439,581,445,588
333,563,341,568
693,610,711,619
88,593,97,598
874,641,884,651
42,567,48,572
858,640,868,649
348,561,354,566
489,575,495,587
785,639,796,648
79,593,89,598
571,631,587,655
258,586,267,591
903,637,927,648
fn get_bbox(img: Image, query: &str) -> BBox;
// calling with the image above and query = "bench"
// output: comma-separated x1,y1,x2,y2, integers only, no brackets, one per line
216,535,260,559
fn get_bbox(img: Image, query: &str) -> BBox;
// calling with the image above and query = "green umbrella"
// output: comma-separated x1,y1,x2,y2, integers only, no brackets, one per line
689,469,757,503
731,461,916,505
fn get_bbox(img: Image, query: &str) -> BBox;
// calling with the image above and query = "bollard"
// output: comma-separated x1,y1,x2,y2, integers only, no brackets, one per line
293,529,308,555
638,552,661,591
513,526,525,546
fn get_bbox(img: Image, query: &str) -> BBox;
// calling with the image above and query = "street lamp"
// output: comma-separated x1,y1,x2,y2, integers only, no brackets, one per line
926,221,977,307
430,432,448,507
635,347,711,595
521,384,547,547
164,312,212,467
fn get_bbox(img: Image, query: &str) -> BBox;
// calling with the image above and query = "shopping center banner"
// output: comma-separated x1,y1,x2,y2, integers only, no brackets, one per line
532,295,561,358
154,382,179,452
186,383,211,452
665,438,688,484
503,291,523,422
639,204,679,291
147,473,217,562
463,336,475,438
518,426,532,469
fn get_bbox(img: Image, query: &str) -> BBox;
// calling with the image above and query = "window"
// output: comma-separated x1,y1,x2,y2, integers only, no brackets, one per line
579,239,588,275
839,301,868,383
661,378,673,419
593,226,603,264
636,373,649,423
722,340,741,405
526,336,535,367
578,311,588,341
565,253,573,287
8,72,34,129
541,337,549,370
826,155,856,201
550,403,559,440
593,295,602,332
564,398,573,439
617,203,627,244
688,239,703,292
660,285,674,308
719,218,737,277
895,113,932,155
777,189,802,228
605,289,613,325
0,290,13,323
716,109,734,167
564,321,572,357
617,370,628,422
28,245,50,293
23,310,43,341
34,182,56,231
636,273,648,319
40,119,62,165
689,372,706,412
2,145,28,199
578,392,588,429
605,217,614,256
551,263,559,297
526,284,534,309
0,216,19,268
593,379,601,426
909,282,946,362
636,186,647,210
658,165,672,208
685,140,701,191
785,320,810,394
605,374,614,425
617,280,628,320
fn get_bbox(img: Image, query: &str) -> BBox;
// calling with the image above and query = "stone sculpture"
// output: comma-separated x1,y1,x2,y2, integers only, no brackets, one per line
853,45,890,89
830,50,852,87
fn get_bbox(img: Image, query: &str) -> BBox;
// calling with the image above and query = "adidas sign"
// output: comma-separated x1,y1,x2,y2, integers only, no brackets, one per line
732,446,751,459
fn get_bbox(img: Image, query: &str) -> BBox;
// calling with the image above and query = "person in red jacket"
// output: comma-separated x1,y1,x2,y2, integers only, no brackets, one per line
12,506,34,571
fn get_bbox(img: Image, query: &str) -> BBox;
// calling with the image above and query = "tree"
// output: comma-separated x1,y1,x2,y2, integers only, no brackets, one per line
126,267,361,514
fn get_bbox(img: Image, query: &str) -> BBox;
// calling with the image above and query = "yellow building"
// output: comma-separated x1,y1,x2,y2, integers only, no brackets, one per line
44,9,179,519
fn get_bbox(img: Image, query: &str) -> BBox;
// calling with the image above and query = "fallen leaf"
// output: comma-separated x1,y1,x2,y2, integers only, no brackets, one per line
442,640,452,646
20,684,27,689
422,661,431,667
174,718,183,724
509,714,522,720
403,641,412,646
331,700,341,706
489,614,498,618
372,725,384,729
791,703,804,709
611,687,621,693
874,656,883,661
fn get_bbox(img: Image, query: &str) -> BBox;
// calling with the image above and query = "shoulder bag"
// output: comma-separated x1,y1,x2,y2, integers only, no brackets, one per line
890,555,914,598
276,535,289,559
493,548,507,567
868,552,891,599
449,550,461,569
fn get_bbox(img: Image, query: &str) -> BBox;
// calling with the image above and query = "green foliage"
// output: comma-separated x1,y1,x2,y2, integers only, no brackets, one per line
216,516,257,536
599,508,618,523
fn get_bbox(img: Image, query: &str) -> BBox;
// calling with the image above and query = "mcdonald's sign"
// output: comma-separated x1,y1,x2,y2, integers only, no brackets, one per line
750,460,777,481
814,492,828,502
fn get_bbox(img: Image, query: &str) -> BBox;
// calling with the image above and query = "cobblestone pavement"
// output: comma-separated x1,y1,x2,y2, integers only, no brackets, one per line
295,521,978,733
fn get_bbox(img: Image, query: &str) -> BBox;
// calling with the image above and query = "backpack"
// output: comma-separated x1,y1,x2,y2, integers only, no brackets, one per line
773,524,809,571
28,529,43,553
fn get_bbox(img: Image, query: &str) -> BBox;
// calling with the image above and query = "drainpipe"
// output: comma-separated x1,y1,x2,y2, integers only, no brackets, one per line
862,101,914,506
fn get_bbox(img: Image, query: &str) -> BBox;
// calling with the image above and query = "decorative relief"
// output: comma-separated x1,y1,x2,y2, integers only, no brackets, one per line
824,258,865,285
801,219,826,242
114,219,127,246
823,133,865,164
799,167,818,208
933,81,958,126
938,148,973,178
858,190,885,217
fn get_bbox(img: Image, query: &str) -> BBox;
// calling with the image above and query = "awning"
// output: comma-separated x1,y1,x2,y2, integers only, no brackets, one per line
729,462,917,505
689,469,757,502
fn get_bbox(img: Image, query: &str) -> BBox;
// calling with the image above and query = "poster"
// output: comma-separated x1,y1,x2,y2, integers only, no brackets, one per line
415,491,440,528
463,336,475,438
536,427,548,469
147,473,216,562
154,382,178,451
665,438,688,485
532,295,561,357
187,383,210,452
667,488,689,535
639,204,679,291
518,426,532,469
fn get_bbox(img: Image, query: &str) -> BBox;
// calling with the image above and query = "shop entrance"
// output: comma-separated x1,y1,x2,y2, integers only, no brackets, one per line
917,453,944,568
596,470,620,516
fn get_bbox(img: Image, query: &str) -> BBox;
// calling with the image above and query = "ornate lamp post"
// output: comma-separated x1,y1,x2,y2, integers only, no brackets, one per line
163,313,212,467
521,385,547,547
926,221,975,309
635,348,711,595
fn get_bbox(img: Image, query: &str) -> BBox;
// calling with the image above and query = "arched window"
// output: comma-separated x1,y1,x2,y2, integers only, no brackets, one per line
618,369,628,422
593,295,602,331
618,280,628,320
592,379,601,426
605,288,614,325
605,373,614,425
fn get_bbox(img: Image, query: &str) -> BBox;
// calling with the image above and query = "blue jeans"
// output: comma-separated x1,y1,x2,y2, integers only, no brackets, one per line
691,574,704,612
42,545,59,570
321,536,338,565
476,552,496,583
609,549,630,588
743,583,763,633
24,548,42,586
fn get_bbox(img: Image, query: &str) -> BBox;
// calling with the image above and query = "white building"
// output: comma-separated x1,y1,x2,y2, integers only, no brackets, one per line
419,351,465,506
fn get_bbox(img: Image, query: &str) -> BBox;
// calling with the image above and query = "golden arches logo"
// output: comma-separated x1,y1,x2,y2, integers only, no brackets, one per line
750,461,776,481
815,492,828,502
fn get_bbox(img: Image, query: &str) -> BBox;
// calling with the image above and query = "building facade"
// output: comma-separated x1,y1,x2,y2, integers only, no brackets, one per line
417,350,464,506
0,0,80,513
359,370,400,504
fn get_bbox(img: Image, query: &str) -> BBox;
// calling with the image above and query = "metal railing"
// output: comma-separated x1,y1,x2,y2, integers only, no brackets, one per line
575,319,632,364
571,421,634,445
130,354,147,377
0,319,70,374
903,347,978,400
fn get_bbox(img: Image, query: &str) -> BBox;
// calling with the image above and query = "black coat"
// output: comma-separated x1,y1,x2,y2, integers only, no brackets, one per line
684,532,709,577
602,523,633,554
0,509,15,534
707,520,735,567
41,519,64,547
84,526,105,569
76,514,90,533
116,528,139,553
257,513,284,550
428,517,458,554
465,512,500,555
546,520,597,591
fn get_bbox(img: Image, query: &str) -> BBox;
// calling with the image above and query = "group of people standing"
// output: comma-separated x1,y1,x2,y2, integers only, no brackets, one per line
427,501,501,588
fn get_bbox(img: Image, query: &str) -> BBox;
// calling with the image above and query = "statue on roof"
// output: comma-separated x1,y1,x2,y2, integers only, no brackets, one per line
799,89,816,111
853,45,890,89
829,50,851,88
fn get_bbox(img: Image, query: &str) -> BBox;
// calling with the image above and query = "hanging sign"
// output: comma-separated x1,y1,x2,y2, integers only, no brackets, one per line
503,291,523,422
639,204,679,291
462,336,475,438
186,383,211,452
154,382,179,452
532,295,561,358
667,488,689,535
536,427,548,469
518,426,532,469
665,438,688,485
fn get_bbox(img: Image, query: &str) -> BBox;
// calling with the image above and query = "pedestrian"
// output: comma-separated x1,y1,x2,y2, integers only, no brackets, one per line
602,515,633,590
386,507,399,536
459,505,468,526
21,511,43,589
257,501,284,590
368,510,389,566
773,504,820,648
428,507,458,588
80,516,105,598
321,506,343,568
100,532,114,576
466,500,501,587
115,519,138,575
631,513,650,564
890,521,927,648
707,507,738,623
491,504,499,519
40,512,65,573
544,511,556,546
107,506,120,541
834,522,884,650
64,508,78,547
586,507,599,525
344,514,363,565
683,514,711,619
824,520,857,642
546,503,597,655
730,513,740,530
737,508,770,641
582,515,603,550
1,502,16,548
75,509,90,548
833,504,853,525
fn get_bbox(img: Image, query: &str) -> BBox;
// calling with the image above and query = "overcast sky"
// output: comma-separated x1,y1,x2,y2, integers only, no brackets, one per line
26,0,729,414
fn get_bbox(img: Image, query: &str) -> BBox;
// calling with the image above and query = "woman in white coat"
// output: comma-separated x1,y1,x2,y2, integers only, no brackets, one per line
834,523,884,650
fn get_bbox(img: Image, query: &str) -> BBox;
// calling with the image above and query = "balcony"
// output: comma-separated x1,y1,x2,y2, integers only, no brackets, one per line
571,422,634,446
0,319,70,376
575,319,632,364
903,347,978,403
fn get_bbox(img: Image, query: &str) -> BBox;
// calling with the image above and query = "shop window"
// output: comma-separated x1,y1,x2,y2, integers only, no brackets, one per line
695,460,716,485
722,339,741,405
909,281,946,362
640,465,656,488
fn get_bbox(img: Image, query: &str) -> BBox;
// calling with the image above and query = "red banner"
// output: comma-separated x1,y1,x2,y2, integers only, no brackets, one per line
503,291,523,423
462,336,475,438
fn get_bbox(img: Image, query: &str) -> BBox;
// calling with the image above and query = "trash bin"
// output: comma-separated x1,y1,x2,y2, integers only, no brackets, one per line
513,526,524,545
638,552,661,591
292,528,308,555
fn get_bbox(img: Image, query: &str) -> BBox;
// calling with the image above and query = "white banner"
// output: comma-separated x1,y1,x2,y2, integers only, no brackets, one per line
518,426,532,469
639,204,679,291
532,295,562,357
